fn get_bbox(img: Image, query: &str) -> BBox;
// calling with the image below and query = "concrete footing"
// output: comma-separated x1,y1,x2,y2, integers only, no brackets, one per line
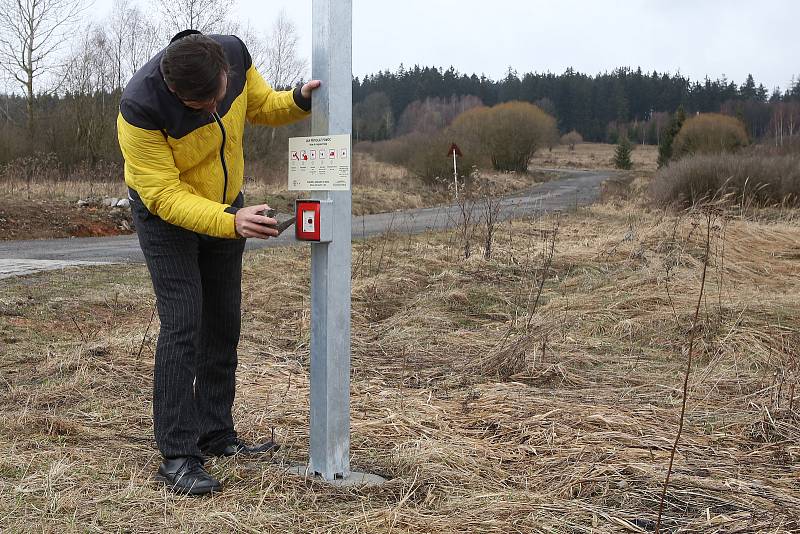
286,465,387,487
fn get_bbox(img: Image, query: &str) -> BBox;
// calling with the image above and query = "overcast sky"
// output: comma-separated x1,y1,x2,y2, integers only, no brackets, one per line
101,0,798,91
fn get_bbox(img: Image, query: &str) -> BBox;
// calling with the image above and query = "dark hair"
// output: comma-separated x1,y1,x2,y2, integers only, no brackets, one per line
160,34,229,102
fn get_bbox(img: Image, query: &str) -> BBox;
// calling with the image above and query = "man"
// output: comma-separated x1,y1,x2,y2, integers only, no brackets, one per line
117,30,319,495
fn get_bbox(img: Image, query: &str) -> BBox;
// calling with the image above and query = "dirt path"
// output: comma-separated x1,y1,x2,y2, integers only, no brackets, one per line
0,169,612,277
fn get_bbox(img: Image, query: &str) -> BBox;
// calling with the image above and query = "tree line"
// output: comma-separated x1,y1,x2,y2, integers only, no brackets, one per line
353,66,800,144
1,0,798,175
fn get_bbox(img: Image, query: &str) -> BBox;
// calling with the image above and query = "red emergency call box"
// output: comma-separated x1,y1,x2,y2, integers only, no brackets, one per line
295,199,333,243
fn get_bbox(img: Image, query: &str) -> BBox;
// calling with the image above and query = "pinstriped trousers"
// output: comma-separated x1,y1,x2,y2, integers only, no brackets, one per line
131,193,245,459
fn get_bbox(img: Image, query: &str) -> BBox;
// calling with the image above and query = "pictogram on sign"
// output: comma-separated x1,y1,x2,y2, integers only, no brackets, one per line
288,134,352,191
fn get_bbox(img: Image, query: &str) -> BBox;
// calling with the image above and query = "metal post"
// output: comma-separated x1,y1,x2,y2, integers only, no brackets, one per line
308,0,352,481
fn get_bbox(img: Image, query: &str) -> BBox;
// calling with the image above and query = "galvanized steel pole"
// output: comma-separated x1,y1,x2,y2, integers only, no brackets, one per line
308,0,352,481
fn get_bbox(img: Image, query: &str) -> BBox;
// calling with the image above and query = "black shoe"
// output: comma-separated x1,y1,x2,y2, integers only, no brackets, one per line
202,437,280,458
155,456,221,495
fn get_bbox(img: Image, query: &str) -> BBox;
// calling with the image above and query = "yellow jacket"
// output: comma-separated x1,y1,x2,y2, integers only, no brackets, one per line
117,34,310,238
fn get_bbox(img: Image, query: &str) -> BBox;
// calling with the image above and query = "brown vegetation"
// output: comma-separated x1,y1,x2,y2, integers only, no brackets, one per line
394,95,483,137
451,101,559,173
672,113,749,158
560,130,583,150
1,177,799,531
0,153,558,240
360,132,480,187
650,153,800,208
534,142,658,172
370,101,559,182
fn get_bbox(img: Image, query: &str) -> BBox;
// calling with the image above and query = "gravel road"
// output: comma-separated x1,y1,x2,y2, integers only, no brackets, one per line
0,169,612,278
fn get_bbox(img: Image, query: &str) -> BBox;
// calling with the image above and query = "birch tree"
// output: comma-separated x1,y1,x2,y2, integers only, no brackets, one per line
151,0,235,35
263,9,306,90
106,0,161,89
0,0,85,133
124,6,161,78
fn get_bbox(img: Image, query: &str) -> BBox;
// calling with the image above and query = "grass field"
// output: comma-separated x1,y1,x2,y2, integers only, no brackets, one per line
0,151,560,240
534,142,659,172
0,153,556,220
1,169,799,532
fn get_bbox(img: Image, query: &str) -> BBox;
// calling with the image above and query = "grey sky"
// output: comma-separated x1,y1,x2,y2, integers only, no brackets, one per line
95,0,796,91
236,0,797,91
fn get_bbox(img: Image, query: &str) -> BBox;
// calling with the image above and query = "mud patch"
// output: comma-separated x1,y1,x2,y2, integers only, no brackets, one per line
0,199,133,240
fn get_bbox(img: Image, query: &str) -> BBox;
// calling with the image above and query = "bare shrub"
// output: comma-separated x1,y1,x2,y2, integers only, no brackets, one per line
395,95,482,136
480,183,502,260
454,185,477,259
361,101,558,183
0,154,125,199
650,153,800,208
560,130,583,151
245,158,287,187
370,132,478,187
673,113,749,159
600,178,631,202
747,135,800,157
450,102,558,172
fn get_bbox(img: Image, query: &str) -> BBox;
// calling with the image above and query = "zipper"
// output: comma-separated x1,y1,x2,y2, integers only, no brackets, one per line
212,112,229,203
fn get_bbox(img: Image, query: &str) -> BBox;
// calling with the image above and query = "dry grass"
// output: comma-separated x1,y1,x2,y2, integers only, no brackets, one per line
0,179,130,203
244,153,554,218
1,183,799,532
534,142,658,173
650,153,800,210
0,154,552,220
239,156,440,218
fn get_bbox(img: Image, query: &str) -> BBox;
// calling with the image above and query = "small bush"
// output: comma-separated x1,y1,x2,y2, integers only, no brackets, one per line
650,153,800,207
560,130,583,150
369,101,557,182
450,102,558,173
368,132,479,186
672,113,748,159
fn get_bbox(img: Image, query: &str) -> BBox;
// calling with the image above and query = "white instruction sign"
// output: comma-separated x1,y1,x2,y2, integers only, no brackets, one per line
288,134,351,191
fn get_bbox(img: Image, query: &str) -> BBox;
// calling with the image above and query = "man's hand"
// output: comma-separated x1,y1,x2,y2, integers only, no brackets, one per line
301,80,322,100
235,204,279,239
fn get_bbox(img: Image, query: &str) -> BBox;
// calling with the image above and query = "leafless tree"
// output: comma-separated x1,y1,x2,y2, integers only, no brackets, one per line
396,95,482,136
151,0,236,36
62,25,117,162
239,24,267,73
0,0,86,132
112,5,160,78
123,5,161,78
216,19,267,73
263,9,307,90
96,0,162,90
104,0,129,91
